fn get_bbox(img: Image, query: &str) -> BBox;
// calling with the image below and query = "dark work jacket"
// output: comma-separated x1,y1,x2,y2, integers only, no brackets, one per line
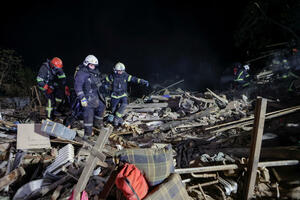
234,68,250,87
36,60,66,91
105,72,140,98
74,65,102,102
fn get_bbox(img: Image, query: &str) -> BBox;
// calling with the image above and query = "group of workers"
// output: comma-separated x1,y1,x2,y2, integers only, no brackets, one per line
37,55,149,139
232,47,300,91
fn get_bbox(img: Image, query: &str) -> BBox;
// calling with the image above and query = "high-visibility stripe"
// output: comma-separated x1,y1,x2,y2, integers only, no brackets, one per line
39,86,46,91
138,78,141,83
84,123,93,126
94,116,103,120
55,98,62,102
77,91,84,96
106,76,110,82
58,74,66,79
243,82,250,87
116,112,122,118
235,71,244,81
288,80,295,92
46,99,52,118
289,72,300,79
128,75,132,82
111,93,127,99
36,77,44,82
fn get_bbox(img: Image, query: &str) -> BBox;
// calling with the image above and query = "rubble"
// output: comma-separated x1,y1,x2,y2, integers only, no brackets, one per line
0,75,299,200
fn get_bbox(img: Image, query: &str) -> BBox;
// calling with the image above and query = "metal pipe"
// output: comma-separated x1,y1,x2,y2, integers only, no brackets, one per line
175,164,238,174
188,180,219,190
191,173,217,178
258,160,299,167
175,160,299,174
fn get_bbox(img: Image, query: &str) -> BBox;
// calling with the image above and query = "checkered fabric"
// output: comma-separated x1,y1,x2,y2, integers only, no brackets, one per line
115,144,174,186
144,173,191,200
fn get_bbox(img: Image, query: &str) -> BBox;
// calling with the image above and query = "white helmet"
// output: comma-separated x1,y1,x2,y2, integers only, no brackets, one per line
114,62,125,71
243,64,250,71
83,55,98,66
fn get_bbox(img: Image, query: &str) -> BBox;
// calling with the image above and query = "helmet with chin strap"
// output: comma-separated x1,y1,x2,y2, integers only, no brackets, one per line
83,55,99,66
114,62,125,73
50,57,63,68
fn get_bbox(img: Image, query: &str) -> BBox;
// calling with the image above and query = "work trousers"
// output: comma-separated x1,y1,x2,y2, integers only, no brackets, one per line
83,100,106,136
111,96,128,118
44,87,64,119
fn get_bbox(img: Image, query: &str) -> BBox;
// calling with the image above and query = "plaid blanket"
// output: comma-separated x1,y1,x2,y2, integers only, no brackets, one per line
144,173,191,200
115,144,174,186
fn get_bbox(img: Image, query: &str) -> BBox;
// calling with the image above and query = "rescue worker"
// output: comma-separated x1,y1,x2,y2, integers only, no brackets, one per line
36,57,70,119
74,55,105,138
105,62,149,126
234,64,250,88
233,62,242,77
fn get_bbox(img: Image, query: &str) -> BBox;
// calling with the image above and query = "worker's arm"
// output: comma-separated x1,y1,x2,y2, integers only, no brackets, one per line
74,71,89,107
36,66,50,91
127,74,149,86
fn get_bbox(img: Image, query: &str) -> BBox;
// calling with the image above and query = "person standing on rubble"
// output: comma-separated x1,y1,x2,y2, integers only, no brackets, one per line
36,57,70,120
74,55,106,139
105,62,149,126
234,64,251,88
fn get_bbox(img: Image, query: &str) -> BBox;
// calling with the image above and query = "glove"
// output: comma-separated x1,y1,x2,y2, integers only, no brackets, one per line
46,86,54,94
65,86,70,96
141,79,149,87
108,114,114,122
81,97,88,107
43,84,49,91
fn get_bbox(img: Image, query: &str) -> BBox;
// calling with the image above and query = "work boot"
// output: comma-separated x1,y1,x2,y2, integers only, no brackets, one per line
53,110,62,117
94,118,103,129
113,116,124,127
107,114,114,123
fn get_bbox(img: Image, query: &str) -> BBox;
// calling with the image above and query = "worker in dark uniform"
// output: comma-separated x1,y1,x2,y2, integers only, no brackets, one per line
105,62,149,126
36,57,70,119
234,64,250,88
74,55,105,138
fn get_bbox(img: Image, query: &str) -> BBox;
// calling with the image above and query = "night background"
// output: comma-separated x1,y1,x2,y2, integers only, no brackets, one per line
1,0,300,92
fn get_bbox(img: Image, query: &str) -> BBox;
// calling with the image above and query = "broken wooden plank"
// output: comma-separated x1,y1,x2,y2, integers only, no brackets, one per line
153,79,184,95
206,88,228,105
159,107,214,131
73,125,113,200
0,167,26,190
245,98,267,200
175,160,299,174
126,102,168,109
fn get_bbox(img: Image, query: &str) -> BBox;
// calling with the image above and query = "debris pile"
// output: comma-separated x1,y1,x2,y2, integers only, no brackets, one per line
0,79,300,200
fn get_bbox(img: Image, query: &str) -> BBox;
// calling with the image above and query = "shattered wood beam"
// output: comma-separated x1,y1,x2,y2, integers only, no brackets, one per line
203,146,300,160
206,105,300,131
126,102,168,109
206,88,228,105
159,107,213,131
185,92,215,104
74,125,113,200
175,160,299,174
245,98,267,200
0,167,25,190
154,79,184,94
150,95,169,101
33,86,42,107
209,105,300,134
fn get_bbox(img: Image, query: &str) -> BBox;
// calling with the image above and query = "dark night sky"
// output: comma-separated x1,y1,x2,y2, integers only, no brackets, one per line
0,0,248,90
